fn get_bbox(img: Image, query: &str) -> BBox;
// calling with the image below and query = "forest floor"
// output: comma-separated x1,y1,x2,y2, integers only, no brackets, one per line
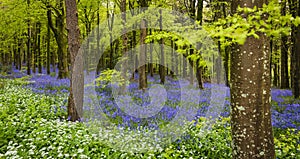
0,68,299,158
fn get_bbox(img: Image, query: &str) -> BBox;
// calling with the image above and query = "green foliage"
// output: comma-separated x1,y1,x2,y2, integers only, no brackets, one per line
274,129,300,159
0,79,67,155
207,1,299,46
0,81,298,159
95,69,128,89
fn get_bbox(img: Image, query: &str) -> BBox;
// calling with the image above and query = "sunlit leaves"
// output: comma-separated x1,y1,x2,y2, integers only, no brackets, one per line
208,1,298,46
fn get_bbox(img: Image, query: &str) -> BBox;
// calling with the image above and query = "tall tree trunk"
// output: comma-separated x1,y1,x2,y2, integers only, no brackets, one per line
66,0,83,121
183,47,187,78
272,42,280,87
120,0,128,91
281,0,289,89
231,0,275,158
138,1,148,90
57,3,69,79
33,24,37,74
195,1,204,89
170,40,175,77
292,0,300,98
189,45,194,85
107,1,115,69
139,19,147,90
37,22,42,74
294,27,300,98
18,39,22,71
27,0,31,75
289,0,297,91
159,9,165,84
47,18,51,74
47,0,69,78
96,2,102,75
149,29,154,77
224,45,230,87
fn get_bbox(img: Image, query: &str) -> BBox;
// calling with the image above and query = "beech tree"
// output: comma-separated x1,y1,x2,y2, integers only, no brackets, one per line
66,0,83,121
230,0,275,158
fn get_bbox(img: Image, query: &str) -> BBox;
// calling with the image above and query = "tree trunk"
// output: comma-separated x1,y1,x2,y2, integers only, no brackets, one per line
292,0,300,98
66,0,83,122
37,22,42,74
293,25,300,98
230,0,275,158
139,19,147,90
196,0,204,89
149,29,154,77
47,0,69,78
189,46,194,85
159,9,165,84
183,48,187,78
107,1,115,69
96,3,102,75
47,18,51,74
120,0,128,91
224,45,230,87
281,0,289,89
289,0,297,91
138,0,148,90
18,39,22,71
27,0,31,75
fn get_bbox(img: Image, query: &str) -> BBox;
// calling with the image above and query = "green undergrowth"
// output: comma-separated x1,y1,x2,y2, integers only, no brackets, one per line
0,79,299,158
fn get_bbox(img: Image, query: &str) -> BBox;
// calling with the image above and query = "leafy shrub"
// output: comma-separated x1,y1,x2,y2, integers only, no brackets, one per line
95,69,128,90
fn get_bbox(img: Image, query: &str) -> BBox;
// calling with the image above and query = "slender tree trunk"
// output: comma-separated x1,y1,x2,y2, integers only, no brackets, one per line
66,0,83,121
138,0,148,90
27,0,31,75
18,39,22,71
33,24,37,74
47,19,51,74
159,9,165,84
149,29,154,77
183,47,187,78
292,0,300,98
189,45,194,85
216,41,222,84
139,19,147,90
224,45,230,87
170,40,175,77
47,0,68,78
119,0,128,91
231,0,275,158
281,0,289,88
107,1,115,69
196,0,204,88
289,0,297,91
37,22,42,74
96,3,102,75
294,23,300,98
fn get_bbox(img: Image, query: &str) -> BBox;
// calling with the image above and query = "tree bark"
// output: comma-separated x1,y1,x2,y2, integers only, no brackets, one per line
47,0,69,78
139,19,147,90
230,0,275,158
292,0,300,98
66,0,83,121
27,0,31,75
138,0,148,90
280,0,289,89
37,22,42,74
159,9,165,84
47,18,51,74
293,25,300,98
289,0,297,92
